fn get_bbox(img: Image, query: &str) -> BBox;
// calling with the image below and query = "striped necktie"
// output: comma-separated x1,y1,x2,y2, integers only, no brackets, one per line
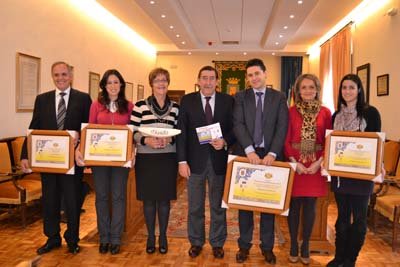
57,92,67,130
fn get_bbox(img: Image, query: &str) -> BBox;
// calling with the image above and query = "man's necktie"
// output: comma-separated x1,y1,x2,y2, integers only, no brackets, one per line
205,96,213,125
57,92,66,130
254,92,264,146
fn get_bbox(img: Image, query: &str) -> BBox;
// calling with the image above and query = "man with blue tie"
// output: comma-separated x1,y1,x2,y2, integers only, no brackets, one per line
20,61,92,255
232,58,288,264
177,66,235,259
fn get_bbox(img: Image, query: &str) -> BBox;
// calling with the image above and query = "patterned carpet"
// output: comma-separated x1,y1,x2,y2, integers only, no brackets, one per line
135,185,262,242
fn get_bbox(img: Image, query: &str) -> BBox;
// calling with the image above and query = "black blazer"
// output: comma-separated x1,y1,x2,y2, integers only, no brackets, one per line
232,88,288,160
21,88,92,160
177,92,235,175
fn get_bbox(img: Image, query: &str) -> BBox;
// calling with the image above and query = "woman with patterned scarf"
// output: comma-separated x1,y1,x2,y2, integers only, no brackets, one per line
327,74,382,267
284,74,332,265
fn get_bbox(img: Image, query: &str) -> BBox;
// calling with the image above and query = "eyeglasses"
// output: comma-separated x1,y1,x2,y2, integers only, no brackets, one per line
153,79,168,84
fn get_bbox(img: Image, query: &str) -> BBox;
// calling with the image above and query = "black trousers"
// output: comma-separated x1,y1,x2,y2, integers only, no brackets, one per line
41,173,81,245
333,193,369,262
287,197,317,257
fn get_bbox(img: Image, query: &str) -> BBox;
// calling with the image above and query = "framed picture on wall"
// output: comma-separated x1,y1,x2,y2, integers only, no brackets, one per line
137,84,144,100
356,63,370,104
377,74,389,96
16,52,41,112
125,82,133,101
89,72,100,101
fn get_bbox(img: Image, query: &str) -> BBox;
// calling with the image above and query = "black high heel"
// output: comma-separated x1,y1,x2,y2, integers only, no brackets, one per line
158,235,168,254
146,236,156,254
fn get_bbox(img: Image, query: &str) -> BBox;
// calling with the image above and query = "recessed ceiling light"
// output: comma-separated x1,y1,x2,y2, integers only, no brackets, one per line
181,41,185,45
279,34,283,38
289,15,295,19
150,1,155,4
161,14,166,18
243,52,247,55
176,34,180,38
275,42,279,45
284,26,288,29
272,52,276,56
215,52,219,55
169,25,174,29
188,52,192,55
298,0,303,4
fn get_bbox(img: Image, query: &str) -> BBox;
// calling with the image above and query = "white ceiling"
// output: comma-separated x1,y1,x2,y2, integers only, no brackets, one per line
98,0,362,55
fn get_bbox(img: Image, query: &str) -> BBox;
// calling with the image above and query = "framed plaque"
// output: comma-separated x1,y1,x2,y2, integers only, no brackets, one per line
16,52,41,112
80,123,134,167
356,63,370,104
137,84,144,100
377,74,389,96
27,130,75,174
324,130,385,180
89,72,100,101
126,82,133,101
222,156,296,215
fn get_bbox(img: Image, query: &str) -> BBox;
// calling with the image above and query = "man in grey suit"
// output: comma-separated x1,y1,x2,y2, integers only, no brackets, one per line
232,58,288,264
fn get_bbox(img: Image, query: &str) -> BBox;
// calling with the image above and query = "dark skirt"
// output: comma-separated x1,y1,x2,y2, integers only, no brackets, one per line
135,152,178,200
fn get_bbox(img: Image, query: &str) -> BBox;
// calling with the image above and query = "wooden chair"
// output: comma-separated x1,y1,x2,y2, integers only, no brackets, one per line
370,140,400,251
0,140,42,227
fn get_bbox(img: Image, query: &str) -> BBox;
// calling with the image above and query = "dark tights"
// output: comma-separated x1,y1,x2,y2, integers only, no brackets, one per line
143,200,170,246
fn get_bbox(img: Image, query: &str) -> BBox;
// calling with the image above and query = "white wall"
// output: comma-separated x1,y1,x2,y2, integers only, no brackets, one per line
0,0,156,138
307,0,400,139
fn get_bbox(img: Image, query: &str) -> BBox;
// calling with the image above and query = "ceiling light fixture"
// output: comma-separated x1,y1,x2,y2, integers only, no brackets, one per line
298,0,303,4
279,34,283,38
169,25,174,29
161,14,166,18
150,1,155,4
272,52,276,56
181,41,185,45
284,26,288,29
289,15,295,19
243,52,247,55
216,52,219,55
275,42,279,45
176,34,180,38
188,52,192,55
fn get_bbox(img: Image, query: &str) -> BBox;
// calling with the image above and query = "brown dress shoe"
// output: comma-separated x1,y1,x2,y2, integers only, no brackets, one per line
188,245,202,258
67,243,80,254
212,247,224,258
36,241,61,255
261,249,276,265
236,248,249,263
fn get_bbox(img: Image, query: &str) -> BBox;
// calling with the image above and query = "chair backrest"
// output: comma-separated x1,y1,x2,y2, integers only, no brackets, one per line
11,136,25,169
0,142,12,173
384,140,400,176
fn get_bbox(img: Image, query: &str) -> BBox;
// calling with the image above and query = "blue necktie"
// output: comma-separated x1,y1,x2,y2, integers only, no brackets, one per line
254,92,263,146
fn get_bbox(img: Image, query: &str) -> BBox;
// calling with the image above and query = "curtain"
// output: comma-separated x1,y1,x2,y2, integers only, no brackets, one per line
331,26,351,108
319,42,331,101
280,56,303,100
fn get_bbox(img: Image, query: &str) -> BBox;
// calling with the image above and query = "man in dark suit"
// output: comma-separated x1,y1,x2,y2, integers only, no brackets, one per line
177,66,235,259
20,61,92,255
233,58,288,264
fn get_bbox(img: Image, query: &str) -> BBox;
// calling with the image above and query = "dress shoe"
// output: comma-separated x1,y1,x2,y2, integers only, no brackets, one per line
300,256,310,265
188,245,202,258
67,243,80,254
159,236,168,254
36,242,61,255
261,249,276,265
110,244,120,255
212,247,224,259
146,246,156,254
289,255,299,263
326,258,344,267
343,259,355,267
99,243,109,254
235,248,249,263
146,236,156,254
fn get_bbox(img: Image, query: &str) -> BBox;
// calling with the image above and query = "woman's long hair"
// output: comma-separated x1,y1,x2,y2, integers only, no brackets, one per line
98,69,128,114
336,73,367,119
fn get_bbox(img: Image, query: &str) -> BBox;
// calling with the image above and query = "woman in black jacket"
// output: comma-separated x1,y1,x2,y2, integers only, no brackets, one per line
327,74,382,267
